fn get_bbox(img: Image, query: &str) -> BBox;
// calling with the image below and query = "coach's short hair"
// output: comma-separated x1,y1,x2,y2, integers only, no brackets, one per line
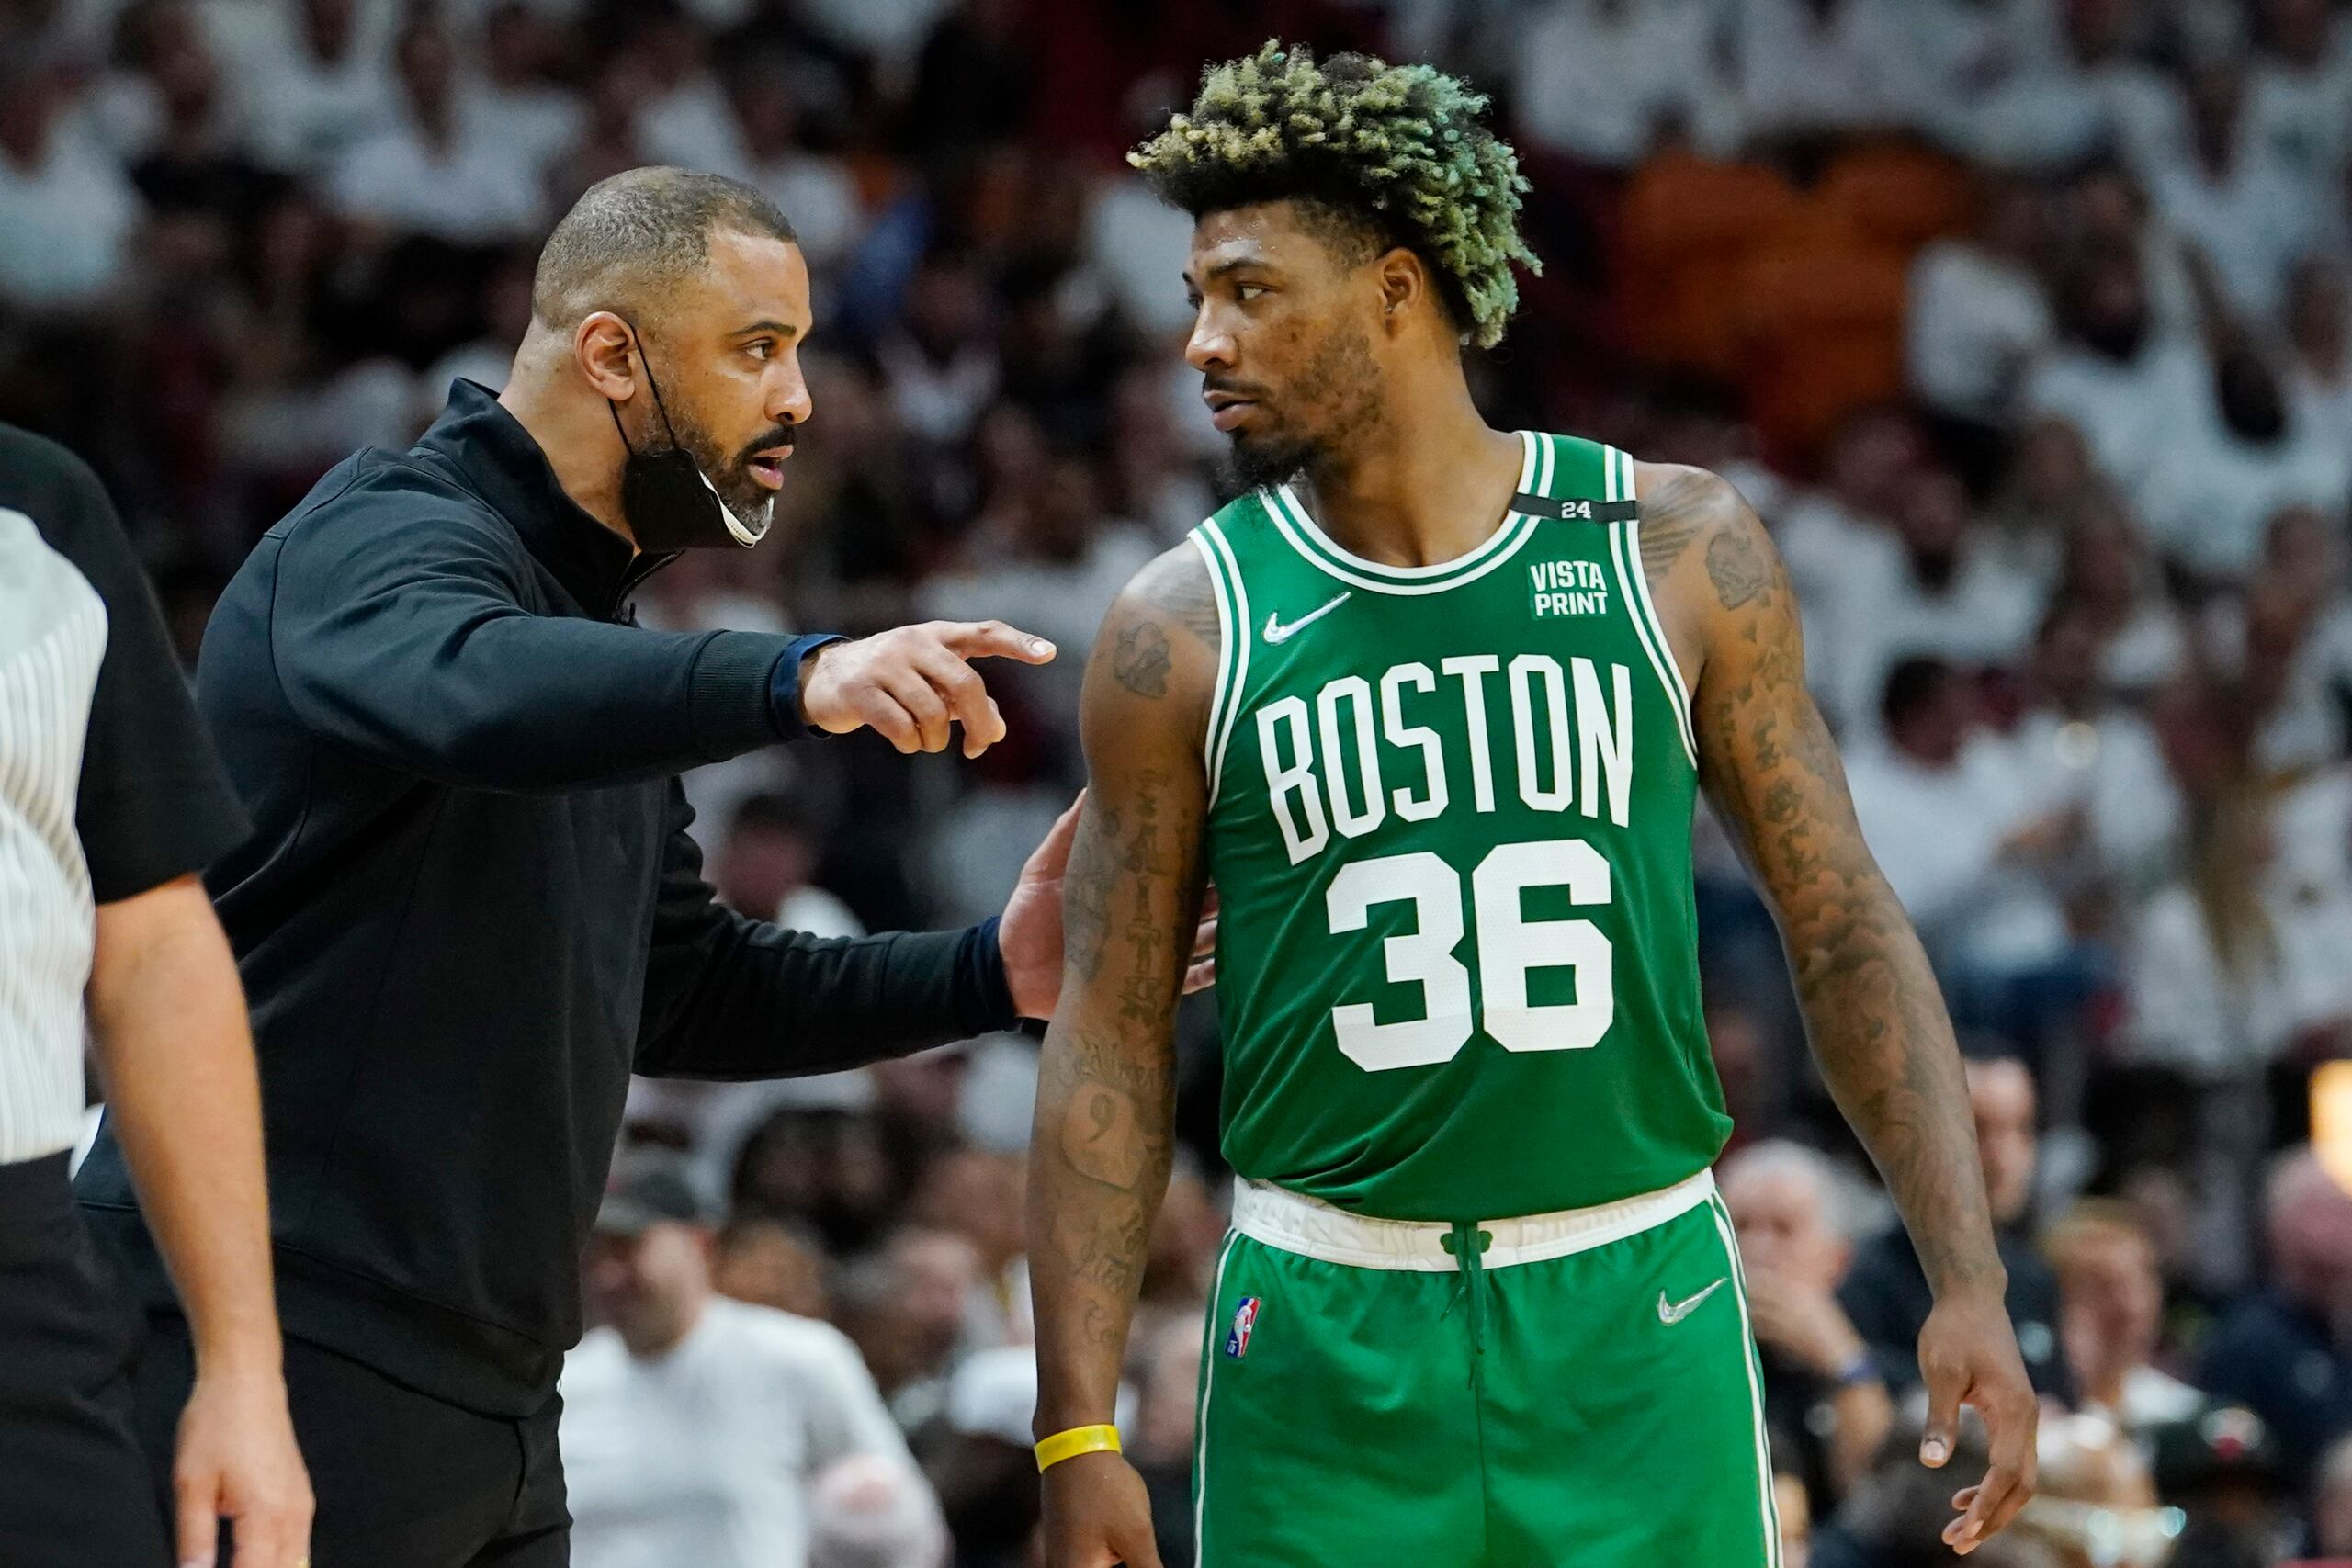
530,166,797,331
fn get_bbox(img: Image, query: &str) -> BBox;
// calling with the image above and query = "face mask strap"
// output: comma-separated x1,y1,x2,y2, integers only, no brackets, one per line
607,316,686,456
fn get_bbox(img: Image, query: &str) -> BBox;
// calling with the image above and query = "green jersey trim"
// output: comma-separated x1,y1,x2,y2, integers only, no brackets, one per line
1602,446,1698,766
1261,430,1548,595
1190,517,1254,807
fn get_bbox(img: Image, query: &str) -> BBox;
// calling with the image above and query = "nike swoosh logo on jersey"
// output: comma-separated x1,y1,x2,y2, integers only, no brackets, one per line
1263,592,1351,645
1657,1278,1728,1325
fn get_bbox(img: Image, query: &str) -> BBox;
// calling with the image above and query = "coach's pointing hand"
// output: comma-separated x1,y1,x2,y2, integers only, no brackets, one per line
799,620,1055,757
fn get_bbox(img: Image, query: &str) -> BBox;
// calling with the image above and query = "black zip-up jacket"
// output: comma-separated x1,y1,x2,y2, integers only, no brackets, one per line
77,380,1018,1416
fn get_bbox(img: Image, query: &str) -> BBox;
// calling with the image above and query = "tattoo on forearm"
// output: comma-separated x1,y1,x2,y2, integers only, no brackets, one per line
1686,475,2003,1297
1113,623,1172,698
1031,760,1200,1363
1063,804,1121,982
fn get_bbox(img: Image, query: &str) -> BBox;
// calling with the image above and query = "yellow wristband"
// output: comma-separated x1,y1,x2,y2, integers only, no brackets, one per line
1035,1423,1122,1472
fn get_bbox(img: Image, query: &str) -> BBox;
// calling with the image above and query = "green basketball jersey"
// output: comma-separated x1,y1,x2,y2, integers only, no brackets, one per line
1189,431,1730,1222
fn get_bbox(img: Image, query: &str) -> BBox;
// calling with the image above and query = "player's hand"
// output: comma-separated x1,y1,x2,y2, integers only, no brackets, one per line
174,1366,313,1568
799,620,1055,756
1041,1451,1164,1568
1917,1289,2038,1556
999,794,1217,1020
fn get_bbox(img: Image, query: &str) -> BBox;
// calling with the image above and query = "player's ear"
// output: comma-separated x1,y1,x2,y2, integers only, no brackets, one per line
1374,247,1425,333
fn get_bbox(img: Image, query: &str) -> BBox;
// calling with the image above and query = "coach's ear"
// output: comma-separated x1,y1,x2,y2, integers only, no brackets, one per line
574,311,639,403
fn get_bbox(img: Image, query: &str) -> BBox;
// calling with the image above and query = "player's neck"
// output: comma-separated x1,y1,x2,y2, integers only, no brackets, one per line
1294,388,1521,570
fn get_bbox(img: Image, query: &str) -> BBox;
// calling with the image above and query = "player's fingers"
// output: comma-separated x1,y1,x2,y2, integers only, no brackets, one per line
1945,1458,2025,1554
876,666,951,753
1192,916,1218,958
1113,1527,1166,1568
1918,1362,1962,1468
933,619,1057,665
175,1467,220,1568
1182,955,1216,994
1947,1402,2036,1553
912,644,1001,755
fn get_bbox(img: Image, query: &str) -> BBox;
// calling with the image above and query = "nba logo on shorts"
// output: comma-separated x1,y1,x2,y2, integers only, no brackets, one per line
1225,1296,1261,1359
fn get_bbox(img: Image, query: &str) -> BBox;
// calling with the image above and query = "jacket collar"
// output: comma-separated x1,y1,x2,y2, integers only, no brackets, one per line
415,378,666,615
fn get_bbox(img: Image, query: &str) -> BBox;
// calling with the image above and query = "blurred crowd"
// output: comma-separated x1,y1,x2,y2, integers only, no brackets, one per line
17,0,2352,1562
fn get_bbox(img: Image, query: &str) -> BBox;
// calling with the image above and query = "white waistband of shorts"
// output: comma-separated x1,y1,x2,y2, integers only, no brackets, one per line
1228,1168,1718,1272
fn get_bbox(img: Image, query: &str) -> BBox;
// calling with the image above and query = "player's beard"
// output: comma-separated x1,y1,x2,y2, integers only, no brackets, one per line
1217,322,1385,496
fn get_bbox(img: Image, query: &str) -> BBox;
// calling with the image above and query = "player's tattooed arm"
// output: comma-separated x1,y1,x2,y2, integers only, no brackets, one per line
1638,464,2004,1300
1028,545,1216,1438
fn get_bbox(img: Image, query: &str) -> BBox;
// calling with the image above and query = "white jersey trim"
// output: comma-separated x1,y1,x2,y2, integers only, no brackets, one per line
1605,447,1699,768
1261,431,1546,596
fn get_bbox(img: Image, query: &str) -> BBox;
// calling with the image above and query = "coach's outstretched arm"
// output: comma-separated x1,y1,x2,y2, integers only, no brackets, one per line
1641,464,2039,1556
259,500,1051,792
1027,546,1220,1568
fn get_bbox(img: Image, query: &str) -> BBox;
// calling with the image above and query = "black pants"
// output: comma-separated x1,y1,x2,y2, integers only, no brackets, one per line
130,1314,570,1568
0,1152,173,1567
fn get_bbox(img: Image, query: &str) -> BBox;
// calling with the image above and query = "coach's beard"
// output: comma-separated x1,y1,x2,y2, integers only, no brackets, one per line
608,322,778,551
617,434,775,551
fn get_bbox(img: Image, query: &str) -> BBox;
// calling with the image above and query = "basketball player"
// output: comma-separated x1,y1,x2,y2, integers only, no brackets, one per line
1026,44,2038,1567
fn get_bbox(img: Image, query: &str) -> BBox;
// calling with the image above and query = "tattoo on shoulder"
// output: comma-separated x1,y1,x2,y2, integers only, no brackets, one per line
1137,552,1223,647
1634,466,1724,578
1112,623,1172,698
1705,526,1771,611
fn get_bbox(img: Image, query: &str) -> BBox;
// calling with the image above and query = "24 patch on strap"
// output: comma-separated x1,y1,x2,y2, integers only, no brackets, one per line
1513,494,1638,524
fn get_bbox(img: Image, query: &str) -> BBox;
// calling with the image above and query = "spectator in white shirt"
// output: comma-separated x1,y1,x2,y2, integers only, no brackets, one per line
2147,63,2318,323
0,64,141,308
2139,341,2350,581
1844,657,2077,983
228,0,397,175
1867,464,2046,681
1512,0,1734,169
2051,489,2190,694
1732,0,1894,142
1772,409,1926,735
2006,598,2185,897
2025,240,2209,509
730,67,862,277
629,7,748,178
2245,0,2352,202
2203,504,2352,772
459,3,585,184
1905,177,2054,427
564,1158,946,1568
2287,256,2352,453
2124,782,2352,1079
877,250,1001,448
1860,0,2064,156
329,18,547,243
2049,0,2188,184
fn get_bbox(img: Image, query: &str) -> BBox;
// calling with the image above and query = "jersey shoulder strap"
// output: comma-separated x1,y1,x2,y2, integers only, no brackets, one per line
1515,434,1638,523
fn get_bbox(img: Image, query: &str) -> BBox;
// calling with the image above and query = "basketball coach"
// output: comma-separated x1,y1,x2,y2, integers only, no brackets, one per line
77,167,1162,1568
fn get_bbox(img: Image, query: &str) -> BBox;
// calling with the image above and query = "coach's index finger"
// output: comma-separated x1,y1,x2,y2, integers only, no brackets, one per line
934,620,1057,664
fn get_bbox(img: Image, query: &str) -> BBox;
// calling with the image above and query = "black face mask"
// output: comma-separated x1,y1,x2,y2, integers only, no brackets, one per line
607,325,777,551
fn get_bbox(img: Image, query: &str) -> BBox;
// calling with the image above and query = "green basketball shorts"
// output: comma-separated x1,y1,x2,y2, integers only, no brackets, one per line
1191,1168,1781,1568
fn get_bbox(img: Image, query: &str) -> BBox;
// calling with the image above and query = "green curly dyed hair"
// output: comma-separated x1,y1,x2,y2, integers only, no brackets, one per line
1130,41,1539,350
